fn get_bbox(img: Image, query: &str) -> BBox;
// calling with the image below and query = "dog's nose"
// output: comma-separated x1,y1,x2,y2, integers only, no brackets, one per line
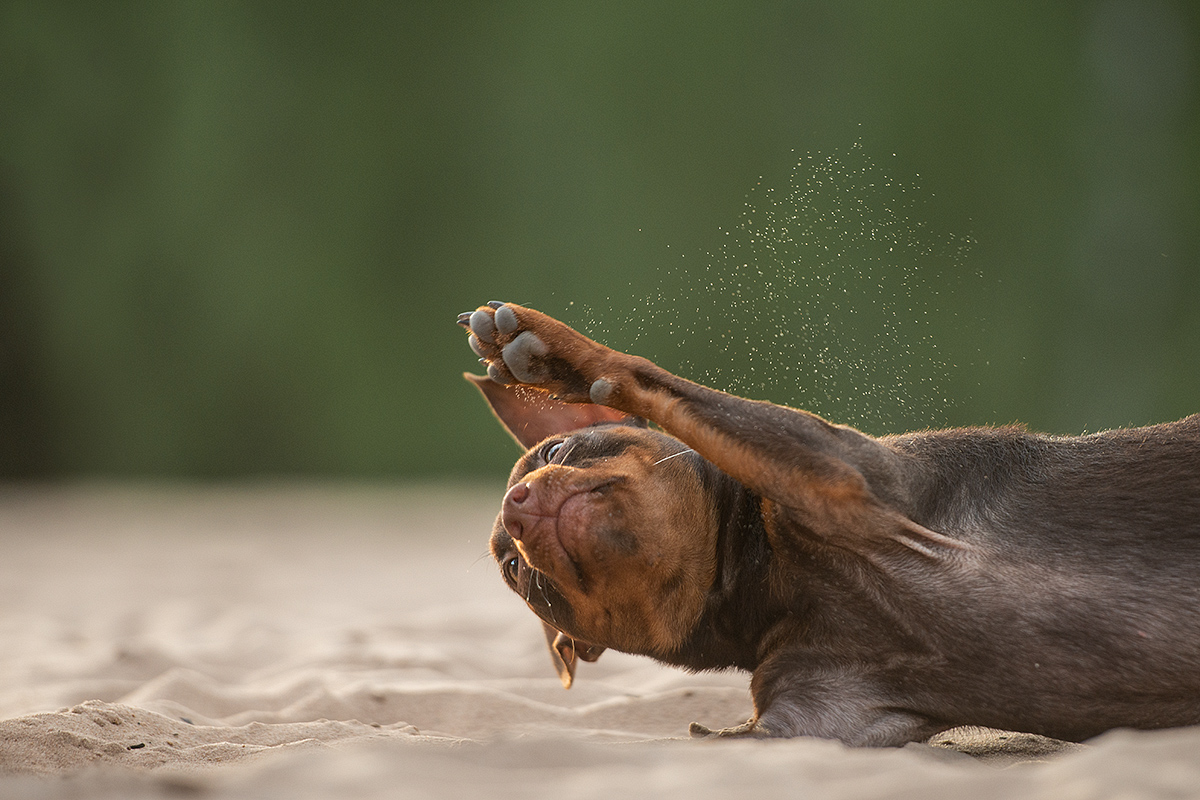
502,482,532,540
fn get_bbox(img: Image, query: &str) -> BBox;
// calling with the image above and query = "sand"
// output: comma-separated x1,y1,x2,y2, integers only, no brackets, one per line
1,485,1198,799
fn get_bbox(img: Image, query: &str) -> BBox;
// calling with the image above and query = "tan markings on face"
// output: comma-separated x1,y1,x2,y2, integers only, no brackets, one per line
513,436,719,658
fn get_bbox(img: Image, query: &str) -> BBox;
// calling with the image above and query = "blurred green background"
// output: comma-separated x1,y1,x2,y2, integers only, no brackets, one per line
1,1,1197,480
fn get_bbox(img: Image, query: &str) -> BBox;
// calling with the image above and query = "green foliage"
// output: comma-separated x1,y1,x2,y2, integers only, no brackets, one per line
1,1,1197,478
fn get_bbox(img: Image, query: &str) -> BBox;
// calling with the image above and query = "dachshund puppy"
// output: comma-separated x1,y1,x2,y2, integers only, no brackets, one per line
460,301,1200,745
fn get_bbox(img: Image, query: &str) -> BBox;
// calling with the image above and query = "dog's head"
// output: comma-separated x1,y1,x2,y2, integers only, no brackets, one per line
466,373,720,688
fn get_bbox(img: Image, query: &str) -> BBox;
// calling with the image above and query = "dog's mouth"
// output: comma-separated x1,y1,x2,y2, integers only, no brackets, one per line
496,545,580,635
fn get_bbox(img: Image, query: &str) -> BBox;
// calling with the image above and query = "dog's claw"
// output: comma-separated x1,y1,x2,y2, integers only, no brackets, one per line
457,312,472,327
487,300,505,309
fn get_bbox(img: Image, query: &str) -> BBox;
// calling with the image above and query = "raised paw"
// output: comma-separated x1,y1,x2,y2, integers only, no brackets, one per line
456,301,613,403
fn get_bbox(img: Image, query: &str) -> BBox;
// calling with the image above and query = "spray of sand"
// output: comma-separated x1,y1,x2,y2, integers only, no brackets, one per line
574,141,975,433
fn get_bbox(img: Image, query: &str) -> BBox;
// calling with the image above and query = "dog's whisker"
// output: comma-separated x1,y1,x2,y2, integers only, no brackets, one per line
653,448,695,466
526,569,547,604
555,439,581,465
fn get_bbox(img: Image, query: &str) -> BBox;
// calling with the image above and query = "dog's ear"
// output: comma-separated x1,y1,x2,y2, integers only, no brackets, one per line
464,372,644,450
542,622,606,689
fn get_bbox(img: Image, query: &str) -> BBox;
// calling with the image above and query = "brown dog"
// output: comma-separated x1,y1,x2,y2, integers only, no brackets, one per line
459,300,1200,745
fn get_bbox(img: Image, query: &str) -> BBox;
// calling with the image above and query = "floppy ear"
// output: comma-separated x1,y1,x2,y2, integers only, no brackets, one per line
542,622,606,689
464,373,644,449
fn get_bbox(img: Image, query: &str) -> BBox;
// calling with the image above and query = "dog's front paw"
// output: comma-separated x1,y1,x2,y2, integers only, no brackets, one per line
461,302,547,384
457,301,608,403
688,720,773,739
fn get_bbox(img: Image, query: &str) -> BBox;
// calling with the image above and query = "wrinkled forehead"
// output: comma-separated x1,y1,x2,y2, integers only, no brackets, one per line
507,423,690,485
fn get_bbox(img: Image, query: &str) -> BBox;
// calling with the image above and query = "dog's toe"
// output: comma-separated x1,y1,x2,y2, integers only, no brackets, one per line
469,309,497,344
486,361,515,385
495,304,520,335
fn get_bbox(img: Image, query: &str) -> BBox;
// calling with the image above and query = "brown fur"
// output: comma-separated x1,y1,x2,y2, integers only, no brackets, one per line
460,302,1200,745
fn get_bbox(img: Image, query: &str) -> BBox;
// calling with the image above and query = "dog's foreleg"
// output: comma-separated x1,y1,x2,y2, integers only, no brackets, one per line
463,302,951,554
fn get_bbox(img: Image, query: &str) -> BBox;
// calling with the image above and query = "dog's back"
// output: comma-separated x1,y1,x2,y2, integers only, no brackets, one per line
879,414,1200,739
888,413,1200,554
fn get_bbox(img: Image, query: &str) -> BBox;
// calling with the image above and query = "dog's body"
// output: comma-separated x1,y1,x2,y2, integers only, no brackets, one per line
460,301,1200,745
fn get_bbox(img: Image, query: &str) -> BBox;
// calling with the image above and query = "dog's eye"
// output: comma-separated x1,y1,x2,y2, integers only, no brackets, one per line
543,441,564,462
504,556,520,584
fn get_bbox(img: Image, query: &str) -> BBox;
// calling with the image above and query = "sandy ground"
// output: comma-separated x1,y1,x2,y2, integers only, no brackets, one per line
1,484,1198,799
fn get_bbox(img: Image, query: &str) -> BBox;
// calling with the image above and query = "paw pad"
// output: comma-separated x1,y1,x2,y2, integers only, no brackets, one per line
589,378,614,404
502,331,549,383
